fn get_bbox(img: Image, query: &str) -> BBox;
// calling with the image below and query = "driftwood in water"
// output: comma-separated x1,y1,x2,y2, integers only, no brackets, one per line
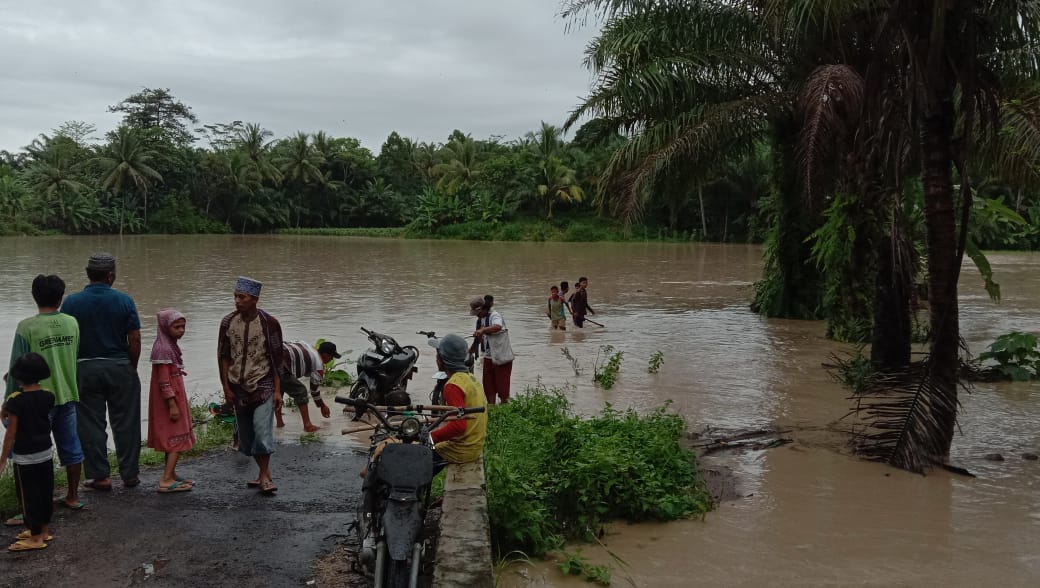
688,428,793,455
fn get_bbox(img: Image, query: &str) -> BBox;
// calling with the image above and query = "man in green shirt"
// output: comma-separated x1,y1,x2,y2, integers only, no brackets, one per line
6,274,84,510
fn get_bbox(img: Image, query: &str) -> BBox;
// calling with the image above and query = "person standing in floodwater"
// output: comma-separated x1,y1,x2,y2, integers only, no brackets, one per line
218,276,284,496
469,295,514,404
62,253,143,491
568,276,595,328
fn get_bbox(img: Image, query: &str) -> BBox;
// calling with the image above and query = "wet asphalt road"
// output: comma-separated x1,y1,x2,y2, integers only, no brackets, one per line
0,442,367,587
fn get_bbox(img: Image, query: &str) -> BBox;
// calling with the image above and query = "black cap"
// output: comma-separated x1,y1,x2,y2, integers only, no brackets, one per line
317,341,341,358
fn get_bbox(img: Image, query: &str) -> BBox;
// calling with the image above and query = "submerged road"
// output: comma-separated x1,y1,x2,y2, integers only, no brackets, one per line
0,442,367,587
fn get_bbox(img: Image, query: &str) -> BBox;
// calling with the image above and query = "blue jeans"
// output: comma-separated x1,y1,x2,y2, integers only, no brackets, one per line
49,402,84,466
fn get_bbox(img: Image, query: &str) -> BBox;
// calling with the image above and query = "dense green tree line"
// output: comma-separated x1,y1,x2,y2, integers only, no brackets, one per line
0,87,767,240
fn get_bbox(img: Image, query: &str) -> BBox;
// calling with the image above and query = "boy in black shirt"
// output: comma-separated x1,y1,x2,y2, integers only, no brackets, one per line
0,352,55,551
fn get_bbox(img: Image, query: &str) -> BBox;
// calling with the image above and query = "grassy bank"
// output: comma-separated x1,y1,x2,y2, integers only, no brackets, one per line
0,408,234,517
279,218,705,243
485,386,711,559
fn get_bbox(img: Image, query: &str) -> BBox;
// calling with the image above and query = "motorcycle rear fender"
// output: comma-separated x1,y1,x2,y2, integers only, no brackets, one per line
383,500,423,561
376,444,433,488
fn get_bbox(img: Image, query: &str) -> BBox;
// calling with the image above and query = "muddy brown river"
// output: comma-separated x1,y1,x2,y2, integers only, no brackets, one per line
1,235,1038,586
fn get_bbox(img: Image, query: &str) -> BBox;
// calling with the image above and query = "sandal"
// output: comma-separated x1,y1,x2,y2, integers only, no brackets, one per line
123,477,141,488
246,479,261,488
58,499,87,510
3,515,22,527
16,530,53,541
260,480,278,495
8,539,47,551
157,480,193,493
83,479,112,491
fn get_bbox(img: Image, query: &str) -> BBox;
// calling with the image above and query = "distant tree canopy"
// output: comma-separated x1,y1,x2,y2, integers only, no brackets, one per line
108,87,199,145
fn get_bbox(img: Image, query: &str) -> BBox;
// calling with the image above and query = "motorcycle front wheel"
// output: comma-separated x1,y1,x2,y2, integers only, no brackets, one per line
348,381,371,419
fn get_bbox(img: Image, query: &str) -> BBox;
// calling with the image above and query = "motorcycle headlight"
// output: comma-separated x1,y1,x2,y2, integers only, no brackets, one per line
400,418,421,439
380,340,395,355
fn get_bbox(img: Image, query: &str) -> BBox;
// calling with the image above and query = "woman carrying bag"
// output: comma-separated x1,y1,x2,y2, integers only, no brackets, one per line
469,295,514,405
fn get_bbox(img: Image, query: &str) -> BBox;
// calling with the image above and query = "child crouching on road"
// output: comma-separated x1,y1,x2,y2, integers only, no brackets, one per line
0,353,56,551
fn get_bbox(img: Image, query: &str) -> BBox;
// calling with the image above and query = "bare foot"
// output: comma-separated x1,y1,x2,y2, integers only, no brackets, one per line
303,423,320,433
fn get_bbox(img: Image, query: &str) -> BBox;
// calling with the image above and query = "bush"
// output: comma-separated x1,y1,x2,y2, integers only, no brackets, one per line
278,227,405,238
485,386,711,557
561,222,615,242
149,198,230,234
978,331,1040,381
435,220,496,240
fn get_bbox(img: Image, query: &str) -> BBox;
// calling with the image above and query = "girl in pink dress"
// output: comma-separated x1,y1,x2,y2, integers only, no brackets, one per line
147,309,196,493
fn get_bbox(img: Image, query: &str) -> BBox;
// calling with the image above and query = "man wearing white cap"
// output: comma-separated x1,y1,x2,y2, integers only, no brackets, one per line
217,276,284,495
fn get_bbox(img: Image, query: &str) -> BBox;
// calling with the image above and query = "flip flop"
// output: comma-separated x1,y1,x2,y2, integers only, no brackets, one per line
260,480,278,495
8,539,47,551
58,500,87,510
16,531,53,541
3,515,22,527
123,477,141,488
83,480,112,491
157,480,193,493
246,479,261,488
176,478,195,486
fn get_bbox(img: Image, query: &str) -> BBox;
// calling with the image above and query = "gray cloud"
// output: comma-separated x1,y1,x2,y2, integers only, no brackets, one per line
0,0,596,152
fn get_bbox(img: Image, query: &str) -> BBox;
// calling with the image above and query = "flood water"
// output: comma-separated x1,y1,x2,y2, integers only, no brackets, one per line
1,235,1038,586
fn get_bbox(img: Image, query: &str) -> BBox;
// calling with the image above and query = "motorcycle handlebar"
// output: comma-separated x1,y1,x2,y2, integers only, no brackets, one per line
417,330,436,337
334,395,356,406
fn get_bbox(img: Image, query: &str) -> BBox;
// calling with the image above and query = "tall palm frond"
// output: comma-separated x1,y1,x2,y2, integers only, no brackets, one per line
599,93,780,223
845,358,963,474
796,64,865,202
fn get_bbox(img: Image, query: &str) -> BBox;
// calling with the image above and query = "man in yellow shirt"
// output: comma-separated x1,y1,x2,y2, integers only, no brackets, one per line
430,334,487,466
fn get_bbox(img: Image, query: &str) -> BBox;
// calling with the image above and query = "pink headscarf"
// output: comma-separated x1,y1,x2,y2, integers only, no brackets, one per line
151,309,186,366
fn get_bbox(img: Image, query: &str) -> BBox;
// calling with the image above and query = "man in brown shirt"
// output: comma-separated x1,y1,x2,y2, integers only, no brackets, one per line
218,276,283,495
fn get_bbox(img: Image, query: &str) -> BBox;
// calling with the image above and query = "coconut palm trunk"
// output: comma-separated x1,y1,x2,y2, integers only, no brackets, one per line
919,99,960,456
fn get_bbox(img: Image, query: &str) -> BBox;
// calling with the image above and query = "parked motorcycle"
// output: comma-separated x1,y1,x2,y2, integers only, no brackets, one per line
336,394,485,588
347,327,419,418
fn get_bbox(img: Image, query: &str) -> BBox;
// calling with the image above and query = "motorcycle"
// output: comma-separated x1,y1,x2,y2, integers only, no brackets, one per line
347,327,420,418
336,394,485,588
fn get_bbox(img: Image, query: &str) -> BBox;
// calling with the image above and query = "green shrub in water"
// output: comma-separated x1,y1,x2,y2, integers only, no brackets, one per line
979,331,1040,381
485,386,711,557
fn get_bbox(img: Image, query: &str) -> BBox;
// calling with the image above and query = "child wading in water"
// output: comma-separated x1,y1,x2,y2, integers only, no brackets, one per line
147,310,196,493
0,353,56,551
547,285,566,330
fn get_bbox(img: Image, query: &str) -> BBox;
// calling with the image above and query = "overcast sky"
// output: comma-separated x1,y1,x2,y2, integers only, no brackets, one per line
0,0,597,152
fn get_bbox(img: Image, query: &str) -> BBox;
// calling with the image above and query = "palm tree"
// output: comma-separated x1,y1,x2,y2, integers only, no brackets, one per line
433,136,482,195
566,0,1040,469
24,150,88,222
92,126,163,234
537,157,584,219
233,123,282,184
0,175,29,221
277,132,325,186
526,122,565,162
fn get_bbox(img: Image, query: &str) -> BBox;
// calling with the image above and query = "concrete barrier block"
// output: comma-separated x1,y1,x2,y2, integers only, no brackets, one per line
434,459,494,588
